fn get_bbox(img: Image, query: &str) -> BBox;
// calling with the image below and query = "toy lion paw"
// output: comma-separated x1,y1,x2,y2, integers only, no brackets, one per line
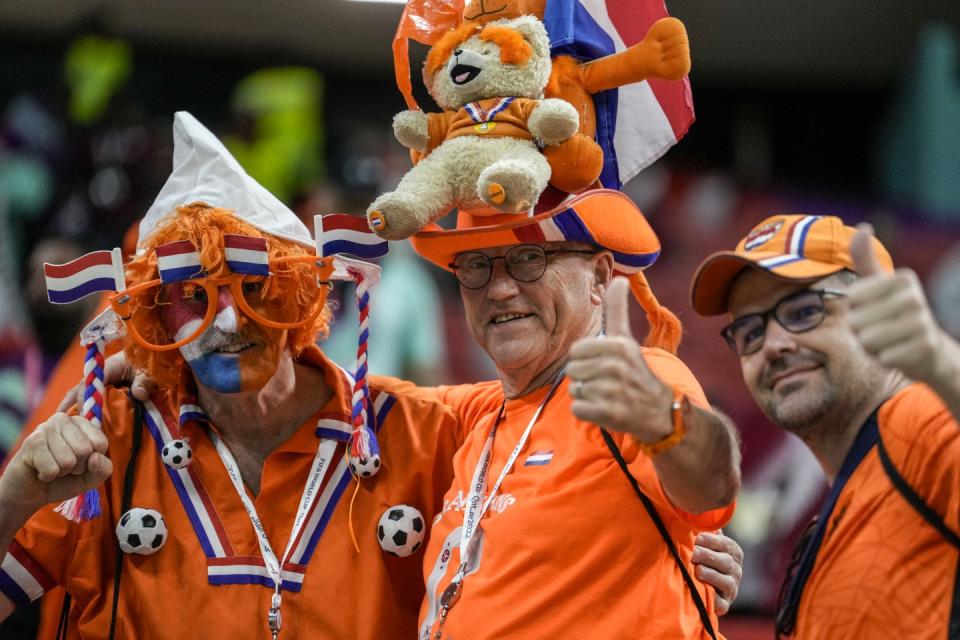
477,159,543,213
638,17,690,81
393,110,429,152
367,192,430,240
528,98,579,146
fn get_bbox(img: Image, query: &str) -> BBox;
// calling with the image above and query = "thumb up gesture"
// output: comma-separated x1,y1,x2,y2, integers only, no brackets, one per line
566,277,674,440
847,224,954,387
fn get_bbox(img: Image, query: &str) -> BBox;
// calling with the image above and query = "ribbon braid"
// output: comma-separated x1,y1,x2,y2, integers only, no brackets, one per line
54,340,105,522
348,272,380,462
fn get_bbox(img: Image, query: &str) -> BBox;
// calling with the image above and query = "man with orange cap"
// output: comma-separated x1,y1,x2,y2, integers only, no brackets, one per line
690,215,960,638
410,189,741,639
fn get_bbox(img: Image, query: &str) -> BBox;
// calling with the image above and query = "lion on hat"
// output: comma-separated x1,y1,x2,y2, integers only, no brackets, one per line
367,15,583,240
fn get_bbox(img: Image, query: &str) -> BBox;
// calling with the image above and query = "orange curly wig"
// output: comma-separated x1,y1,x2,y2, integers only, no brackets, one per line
123,203,332,388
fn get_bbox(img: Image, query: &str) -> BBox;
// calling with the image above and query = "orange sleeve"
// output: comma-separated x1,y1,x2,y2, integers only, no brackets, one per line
643,348,710,409
619,349,734,531
432,381,502,445
425,111,456,153
878,384,960,535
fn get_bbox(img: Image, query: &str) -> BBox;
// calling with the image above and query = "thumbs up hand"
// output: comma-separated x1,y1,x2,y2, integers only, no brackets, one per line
847,224,953,386
566,276,674,441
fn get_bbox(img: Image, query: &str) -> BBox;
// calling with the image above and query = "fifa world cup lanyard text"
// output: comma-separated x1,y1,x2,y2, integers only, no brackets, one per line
210,431,338,639
433,372,565,640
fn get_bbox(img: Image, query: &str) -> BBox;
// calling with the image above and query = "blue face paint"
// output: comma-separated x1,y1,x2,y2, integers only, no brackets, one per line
185,352,242,393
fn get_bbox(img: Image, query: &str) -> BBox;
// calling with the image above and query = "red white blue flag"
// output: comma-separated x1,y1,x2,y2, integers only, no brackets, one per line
157,240,203,284
224,235,270,276
44,250,123,304
318,214,389,259
543,0,694,187
524,450,555,466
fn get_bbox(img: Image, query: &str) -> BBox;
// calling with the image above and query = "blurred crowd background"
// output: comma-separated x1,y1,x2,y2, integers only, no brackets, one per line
0,1,958,636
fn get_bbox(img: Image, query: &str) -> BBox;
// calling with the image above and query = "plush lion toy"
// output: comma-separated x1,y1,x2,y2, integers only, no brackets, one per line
367,16,580,240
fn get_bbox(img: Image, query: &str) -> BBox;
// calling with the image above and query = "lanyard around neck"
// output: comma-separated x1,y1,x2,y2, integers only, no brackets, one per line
457,372,565,575
210,430,339,637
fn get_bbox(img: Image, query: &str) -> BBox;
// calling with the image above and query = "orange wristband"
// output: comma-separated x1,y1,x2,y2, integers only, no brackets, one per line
638,389,687,457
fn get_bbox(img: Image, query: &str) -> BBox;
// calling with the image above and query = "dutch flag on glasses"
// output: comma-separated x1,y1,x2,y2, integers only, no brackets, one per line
224,235,270,276
318,214,389,259
157,240,203,284
44,249,125,304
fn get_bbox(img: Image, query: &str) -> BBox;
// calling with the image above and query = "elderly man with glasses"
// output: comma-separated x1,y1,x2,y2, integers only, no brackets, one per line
690,214,960,639
409,189,741,639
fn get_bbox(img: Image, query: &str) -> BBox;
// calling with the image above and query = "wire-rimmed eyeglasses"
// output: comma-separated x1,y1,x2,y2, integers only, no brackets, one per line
449,244,596,290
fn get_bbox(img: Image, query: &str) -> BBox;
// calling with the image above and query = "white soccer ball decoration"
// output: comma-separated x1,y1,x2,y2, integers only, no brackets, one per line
161,439,193,469
116,507,168,555
377,504,425,557
349,453,381,479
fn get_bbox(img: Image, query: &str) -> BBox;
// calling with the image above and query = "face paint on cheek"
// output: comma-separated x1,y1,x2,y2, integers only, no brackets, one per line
237,329,287,392
185,352,243,393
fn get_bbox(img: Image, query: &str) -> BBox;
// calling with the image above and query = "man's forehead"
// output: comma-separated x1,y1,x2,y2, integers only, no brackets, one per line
727,268,846,317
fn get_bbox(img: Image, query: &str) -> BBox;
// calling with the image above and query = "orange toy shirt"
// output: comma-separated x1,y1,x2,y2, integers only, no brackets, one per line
420,349,734,640
0,345,467,639
792,384,960,639
425,97,539,153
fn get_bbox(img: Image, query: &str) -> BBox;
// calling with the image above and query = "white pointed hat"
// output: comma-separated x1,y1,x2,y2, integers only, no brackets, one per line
139,111,313,250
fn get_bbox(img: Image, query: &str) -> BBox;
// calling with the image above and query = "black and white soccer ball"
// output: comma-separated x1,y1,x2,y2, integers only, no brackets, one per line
161,439,193,469
377,504,425,557
116,507,168,555
349,453,381,478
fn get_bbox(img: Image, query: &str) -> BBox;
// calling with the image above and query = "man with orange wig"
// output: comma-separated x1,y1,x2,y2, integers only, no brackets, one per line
0,112,472,638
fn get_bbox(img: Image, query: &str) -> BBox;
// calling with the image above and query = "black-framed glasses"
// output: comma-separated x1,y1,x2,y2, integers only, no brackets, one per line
449,244,596,290
721,288,847,356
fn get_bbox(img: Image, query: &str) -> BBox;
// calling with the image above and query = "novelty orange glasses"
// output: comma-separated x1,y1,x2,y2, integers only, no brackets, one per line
110,255,335,351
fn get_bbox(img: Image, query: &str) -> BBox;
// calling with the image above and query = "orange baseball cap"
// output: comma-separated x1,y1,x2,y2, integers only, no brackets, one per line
690,214,894,316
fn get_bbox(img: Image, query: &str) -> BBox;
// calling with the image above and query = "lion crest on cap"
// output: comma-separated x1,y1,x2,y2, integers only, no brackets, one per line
743,219,784,251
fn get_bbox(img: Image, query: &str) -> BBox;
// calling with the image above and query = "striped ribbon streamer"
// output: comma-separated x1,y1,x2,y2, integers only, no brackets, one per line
53,339,105,522
347,271,380,467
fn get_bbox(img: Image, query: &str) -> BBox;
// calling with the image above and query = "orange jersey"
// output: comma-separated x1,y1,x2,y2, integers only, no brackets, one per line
0,345,467,639
426,97,539,153
793,384,960,639
419,349,734,640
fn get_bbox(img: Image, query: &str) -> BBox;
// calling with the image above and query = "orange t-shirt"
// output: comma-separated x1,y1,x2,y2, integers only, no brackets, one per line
0,346,467,639
426,97,540,153
419,349,734,640
794,384,960,639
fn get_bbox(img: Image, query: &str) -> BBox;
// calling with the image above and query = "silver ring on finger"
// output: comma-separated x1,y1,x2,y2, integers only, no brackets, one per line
573,380,584,399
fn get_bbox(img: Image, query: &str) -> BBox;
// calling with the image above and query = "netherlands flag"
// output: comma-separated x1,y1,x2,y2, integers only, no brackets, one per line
543,0,694,187
157,240,203,284
524,450,555,466
224,235,269,276
44,249,124,304
317,214,389,259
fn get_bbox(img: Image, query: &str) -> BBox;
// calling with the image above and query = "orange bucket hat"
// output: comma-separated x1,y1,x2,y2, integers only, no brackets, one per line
690,214,894,316
410,188,683,353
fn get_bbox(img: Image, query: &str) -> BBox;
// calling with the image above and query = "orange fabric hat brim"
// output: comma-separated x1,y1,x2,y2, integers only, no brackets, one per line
410,189,661,273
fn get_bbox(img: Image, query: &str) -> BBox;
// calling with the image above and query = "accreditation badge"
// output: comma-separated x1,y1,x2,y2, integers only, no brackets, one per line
473,121,496,134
